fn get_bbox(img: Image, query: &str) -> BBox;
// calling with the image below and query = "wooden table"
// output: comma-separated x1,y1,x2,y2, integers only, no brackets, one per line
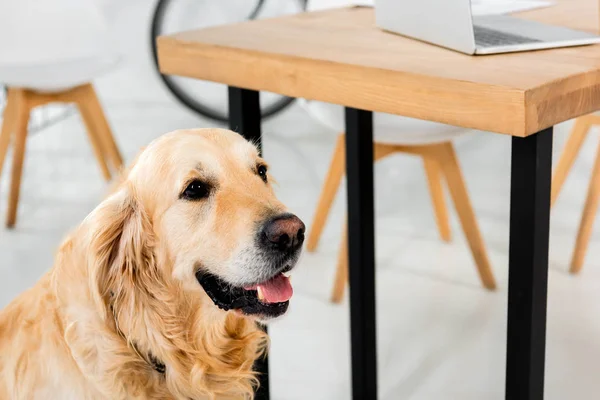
158,1,600,398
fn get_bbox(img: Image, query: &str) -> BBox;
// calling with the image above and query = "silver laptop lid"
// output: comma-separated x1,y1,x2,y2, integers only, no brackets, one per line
375,0,476,54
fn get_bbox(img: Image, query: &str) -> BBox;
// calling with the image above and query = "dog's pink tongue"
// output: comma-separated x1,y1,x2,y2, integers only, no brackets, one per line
258,274,293,303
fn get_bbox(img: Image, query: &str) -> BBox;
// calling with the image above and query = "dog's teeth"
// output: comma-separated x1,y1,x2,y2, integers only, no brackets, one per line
282,271,291,278
257,286,265,300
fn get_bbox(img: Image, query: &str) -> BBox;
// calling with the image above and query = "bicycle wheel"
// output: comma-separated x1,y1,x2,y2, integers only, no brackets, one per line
151,0,307,123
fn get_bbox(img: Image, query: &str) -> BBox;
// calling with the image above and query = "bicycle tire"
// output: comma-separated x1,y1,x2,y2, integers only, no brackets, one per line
150,0,302,123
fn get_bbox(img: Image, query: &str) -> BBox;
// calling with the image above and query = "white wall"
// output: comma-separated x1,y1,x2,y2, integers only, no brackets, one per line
94,0,174,104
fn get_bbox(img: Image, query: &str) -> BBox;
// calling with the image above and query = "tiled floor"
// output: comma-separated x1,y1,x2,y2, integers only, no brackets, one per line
3,65,600,399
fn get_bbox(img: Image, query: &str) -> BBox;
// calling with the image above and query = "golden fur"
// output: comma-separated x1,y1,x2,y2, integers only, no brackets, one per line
0,129,295,399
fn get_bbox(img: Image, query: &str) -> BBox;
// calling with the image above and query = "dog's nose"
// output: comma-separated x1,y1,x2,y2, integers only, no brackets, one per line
261,214,305,252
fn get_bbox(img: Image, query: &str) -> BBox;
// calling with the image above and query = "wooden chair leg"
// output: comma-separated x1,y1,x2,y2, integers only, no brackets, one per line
435,143,497,290
570,139,600,273
306,134,346,252
327,143,395,303
551,116,593,207
73,91,113,182
423,157,451,242
6,90,32,228
79,84,123,170
0,89,18,180
331,221,349,303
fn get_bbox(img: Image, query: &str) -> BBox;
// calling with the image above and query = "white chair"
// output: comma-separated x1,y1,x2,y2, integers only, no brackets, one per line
0,0,123,227
303,101,496,302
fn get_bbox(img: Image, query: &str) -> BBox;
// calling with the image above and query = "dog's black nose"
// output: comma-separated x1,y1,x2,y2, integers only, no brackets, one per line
261,214,305,252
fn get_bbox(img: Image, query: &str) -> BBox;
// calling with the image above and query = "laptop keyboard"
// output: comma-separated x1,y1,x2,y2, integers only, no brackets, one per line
473,25,541,47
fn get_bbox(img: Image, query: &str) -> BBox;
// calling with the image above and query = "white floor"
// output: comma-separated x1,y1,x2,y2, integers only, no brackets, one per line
3,11,600,398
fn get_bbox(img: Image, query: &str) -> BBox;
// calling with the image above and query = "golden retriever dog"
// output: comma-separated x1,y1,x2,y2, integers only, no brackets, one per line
0,128,305,399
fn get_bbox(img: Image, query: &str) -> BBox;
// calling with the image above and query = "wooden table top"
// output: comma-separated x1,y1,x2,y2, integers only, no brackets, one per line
158,0,600,137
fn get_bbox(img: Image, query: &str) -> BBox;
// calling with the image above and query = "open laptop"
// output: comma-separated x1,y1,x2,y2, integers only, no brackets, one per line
375,0,600,55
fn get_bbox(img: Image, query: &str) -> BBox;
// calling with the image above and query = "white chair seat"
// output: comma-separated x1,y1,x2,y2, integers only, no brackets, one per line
0,0,118,92
302,100,468,145
0,56,119,93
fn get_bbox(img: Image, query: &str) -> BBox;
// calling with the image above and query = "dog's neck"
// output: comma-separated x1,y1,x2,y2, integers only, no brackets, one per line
108,287,267,398
109,293,166,374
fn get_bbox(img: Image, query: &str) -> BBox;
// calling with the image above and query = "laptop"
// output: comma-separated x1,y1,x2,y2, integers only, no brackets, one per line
375,0,600,55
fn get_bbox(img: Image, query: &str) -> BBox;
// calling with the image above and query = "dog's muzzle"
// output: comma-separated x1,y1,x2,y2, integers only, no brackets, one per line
197,213,305,319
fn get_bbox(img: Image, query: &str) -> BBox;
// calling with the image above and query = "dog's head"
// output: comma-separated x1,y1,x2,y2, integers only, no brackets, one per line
88,128,304,321
77,128,304,397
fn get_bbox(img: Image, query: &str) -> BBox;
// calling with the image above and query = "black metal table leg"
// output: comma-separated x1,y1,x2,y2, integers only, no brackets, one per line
228,87,261,148
506,128,553,400
228,86,269,400
345,107,377,400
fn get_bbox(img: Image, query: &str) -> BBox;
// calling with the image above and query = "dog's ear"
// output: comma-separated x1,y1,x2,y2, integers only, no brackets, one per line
86,184,157,318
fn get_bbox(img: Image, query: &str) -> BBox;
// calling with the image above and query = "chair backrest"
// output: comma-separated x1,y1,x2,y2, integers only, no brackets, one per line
0,0,113,66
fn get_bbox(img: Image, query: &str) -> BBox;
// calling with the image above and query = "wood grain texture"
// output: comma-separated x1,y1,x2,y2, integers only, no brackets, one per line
158,0,600,137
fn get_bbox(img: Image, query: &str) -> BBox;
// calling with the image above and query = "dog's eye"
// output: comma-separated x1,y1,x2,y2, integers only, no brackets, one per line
257,165,268,183
181,180,210,200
